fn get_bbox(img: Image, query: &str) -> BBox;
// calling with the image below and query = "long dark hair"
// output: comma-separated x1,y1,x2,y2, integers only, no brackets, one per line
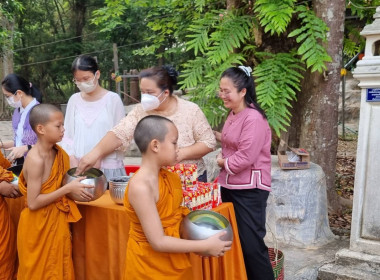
1,73,42,103
221,67,266,119
139,65,178,94
71,55,99,74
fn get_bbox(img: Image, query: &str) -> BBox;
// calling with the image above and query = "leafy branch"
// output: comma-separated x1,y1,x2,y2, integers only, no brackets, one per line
254,52,304,136
254,0,296,35
288,5,332,73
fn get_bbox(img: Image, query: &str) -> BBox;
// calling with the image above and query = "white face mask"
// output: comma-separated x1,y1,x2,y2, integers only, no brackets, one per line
6,94,22,108
75,72,98,93
140,90,166,111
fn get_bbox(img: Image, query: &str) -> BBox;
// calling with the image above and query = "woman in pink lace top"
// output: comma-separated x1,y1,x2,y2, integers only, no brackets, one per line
76,66,216,181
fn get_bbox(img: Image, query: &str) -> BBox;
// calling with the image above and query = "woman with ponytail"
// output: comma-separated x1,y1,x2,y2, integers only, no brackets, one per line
1,74,42,165
214,66,274,280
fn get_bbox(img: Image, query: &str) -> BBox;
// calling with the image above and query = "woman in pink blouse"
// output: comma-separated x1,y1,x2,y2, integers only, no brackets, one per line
215,66,274,280
76,66,215,181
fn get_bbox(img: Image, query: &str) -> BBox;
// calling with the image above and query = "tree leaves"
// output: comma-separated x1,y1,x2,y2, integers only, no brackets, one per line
254,0,296,35
254,52,304,136
179,10,251,127
288,5,332,73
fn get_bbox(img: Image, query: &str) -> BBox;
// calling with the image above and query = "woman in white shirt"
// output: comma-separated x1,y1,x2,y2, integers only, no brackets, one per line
1,74,42,165
61,55,126,179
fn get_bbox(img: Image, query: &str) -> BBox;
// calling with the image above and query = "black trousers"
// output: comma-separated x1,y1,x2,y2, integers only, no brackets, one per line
221,187,275,280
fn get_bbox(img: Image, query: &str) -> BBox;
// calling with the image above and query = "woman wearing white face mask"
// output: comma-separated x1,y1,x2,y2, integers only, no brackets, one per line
1,74,42,165
61,55,126,180
76,66,216,182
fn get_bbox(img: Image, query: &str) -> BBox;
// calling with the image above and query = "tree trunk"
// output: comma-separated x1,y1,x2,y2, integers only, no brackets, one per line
70,0,86,54
0,14,14,118
226,0,241,9
290,0,345,213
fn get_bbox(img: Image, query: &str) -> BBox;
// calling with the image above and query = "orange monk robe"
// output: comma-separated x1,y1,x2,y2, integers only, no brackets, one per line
123,168,193,280
0,152,17,280
17,145,81,280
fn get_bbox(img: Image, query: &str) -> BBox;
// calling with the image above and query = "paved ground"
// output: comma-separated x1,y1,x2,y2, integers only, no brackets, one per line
268,237,350,279
0,121,13,142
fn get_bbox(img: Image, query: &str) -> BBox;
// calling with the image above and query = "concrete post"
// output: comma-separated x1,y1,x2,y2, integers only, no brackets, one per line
350,6,380,256
318,7,380,279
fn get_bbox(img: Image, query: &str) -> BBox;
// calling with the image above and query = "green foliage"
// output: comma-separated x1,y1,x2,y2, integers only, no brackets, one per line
288,5,332,73
180,53,245,128
344,37,362,58
0,1,23,53
347,0,380,22
343,0,378,64
179,10,251,127
254,52,304,136
254,0,296,35
7,0,337,136
207,13,252,65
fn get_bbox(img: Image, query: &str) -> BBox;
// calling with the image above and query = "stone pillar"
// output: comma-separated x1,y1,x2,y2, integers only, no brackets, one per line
350,7,380,256
318,7,380,279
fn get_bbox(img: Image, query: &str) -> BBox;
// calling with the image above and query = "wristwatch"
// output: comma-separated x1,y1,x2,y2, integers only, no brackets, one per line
27,145,32,151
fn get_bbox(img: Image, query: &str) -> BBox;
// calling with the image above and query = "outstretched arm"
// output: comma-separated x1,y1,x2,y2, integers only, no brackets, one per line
129,176,231,256
75,131,122,175
76,109,140,175
177,142,213,162
0,140,14,149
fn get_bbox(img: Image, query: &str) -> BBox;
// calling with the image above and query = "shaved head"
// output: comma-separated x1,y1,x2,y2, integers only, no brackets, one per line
134,115,174,153
29,104,62,132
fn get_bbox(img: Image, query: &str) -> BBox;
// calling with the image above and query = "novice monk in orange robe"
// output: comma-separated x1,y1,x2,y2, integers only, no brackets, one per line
0,152,20,280
123,115,232,280
17,104,94,280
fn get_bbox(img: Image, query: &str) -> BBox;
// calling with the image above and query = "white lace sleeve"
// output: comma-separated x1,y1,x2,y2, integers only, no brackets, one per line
111,105,142,151
192,105,217,150
111,93,126,125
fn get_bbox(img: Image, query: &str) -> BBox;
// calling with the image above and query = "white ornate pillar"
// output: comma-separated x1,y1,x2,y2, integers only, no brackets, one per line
318,7,380,279
350,6,380,256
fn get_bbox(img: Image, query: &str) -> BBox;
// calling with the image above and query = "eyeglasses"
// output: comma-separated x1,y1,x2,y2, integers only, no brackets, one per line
72,73,97,84
218,91,230,98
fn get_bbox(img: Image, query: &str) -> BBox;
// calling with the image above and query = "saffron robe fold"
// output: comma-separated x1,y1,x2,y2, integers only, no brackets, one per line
0,152,17,280
17,145,81,280
123,168,193,280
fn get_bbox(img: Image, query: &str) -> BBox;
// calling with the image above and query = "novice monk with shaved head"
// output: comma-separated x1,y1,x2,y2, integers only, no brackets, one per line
17,104,93,280
123,115,232,280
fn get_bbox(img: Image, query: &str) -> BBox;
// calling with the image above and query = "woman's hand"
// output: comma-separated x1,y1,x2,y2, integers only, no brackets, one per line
213,130,222,142
69,155,79,168
75,152,99,175
6,146,28,162
199,231,232,257
216,152,225,168
0,181,22,198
